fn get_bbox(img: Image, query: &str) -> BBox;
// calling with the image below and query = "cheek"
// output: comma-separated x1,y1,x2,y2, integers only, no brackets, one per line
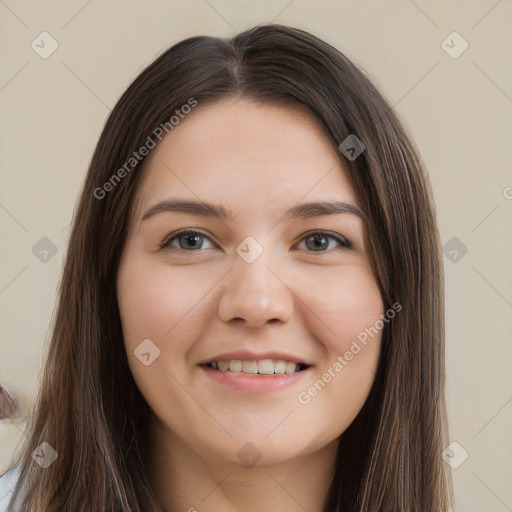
294,264,384,430
117,258,205,350
299,263,384,353
116,258,210,416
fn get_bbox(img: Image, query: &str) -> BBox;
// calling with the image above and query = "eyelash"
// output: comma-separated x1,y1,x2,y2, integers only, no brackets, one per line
159,228,353,253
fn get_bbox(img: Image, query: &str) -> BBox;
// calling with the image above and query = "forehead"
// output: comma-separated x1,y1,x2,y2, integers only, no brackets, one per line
133,98,358,222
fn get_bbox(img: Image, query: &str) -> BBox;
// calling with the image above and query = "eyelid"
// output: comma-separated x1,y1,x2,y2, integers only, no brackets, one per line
299,229,353,251
160,228,214,250
160,228,353,252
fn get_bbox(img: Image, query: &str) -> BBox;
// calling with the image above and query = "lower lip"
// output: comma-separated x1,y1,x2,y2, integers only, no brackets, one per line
200,365,311,393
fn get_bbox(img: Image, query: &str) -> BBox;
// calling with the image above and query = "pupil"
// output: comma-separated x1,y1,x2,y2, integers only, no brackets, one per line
182,234,201,249
310,234,326,251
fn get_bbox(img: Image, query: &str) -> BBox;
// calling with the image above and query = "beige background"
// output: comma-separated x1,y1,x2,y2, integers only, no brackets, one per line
1,1,511,510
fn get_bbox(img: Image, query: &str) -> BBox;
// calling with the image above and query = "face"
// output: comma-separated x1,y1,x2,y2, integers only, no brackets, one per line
117,98,384,467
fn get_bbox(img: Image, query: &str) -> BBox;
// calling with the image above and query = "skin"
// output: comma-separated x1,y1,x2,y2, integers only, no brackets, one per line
117,98,384,512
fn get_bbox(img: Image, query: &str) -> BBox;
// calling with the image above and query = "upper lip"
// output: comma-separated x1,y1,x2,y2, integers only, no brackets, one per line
200,350,312,366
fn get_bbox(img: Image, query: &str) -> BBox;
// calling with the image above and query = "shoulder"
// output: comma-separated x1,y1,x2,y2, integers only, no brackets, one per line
0,464,22,512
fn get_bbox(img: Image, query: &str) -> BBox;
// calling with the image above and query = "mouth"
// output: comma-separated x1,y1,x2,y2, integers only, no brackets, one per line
202,359,310,375
198,351,313,392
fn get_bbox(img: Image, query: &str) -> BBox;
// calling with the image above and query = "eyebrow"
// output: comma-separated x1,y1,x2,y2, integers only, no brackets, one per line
141,198,364,222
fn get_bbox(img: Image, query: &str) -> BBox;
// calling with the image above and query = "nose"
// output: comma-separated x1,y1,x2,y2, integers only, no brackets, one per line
217,248,294,328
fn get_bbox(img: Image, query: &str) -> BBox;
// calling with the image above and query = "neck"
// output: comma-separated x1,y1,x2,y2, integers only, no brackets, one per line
147,419,339,512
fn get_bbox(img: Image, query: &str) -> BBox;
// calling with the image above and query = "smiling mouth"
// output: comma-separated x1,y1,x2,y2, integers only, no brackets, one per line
202,359,310,375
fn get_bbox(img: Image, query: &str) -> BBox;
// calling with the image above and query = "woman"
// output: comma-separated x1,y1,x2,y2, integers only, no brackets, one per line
1,23,454,511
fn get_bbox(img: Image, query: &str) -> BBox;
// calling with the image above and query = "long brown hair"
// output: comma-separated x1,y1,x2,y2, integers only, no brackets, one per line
5,23,454,511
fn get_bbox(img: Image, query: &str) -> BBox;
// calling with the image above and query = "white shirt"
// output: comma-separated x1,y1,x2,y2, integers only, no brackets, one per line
0,465,21,512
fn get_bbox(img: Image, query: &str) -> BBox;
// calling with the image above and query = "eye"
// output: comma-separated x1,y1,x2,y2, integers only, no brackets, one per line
160,229,352,253
160,229,214,251
296,230,353,253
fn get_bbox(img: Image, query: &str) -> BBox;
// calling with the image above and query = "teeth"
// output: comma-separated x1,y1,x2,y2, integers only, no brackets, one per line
218,361,229,372
258,359,274,375
285,361,297,375
242,360,258,374
208,359,304,375
229,360,242,372
274,360,286,374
